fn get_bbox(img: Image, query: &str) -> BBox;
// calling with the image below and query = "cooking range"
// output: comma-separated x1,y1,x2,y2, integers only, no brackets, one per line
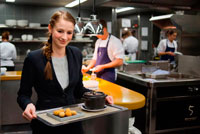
117,71,200,134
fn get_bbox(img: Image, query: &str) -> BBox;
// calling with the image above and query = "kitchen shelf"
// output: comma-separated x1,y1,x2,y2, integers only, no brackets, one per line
0,26,48,30
11,39,93,43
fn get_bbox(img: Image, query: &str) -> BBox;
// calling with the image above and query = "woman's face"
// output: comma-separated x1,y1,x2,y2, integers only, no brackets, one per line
49,18,74,49
168,33,177,41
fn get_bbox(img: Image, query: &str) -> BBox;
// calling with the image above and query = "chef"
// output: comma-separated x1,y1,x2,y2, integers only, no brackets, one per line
122,30,138,61
157,29,178,63
82,19,124,83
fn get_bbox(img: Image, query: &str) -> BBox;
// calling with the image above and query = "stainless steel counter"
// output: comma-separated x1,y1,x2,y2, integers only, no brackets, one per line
117,71,200,87
117,71,200,134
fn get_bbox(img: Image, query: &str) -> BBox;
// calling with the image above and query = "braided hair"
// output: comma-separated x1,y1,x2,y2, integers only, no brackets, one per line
42,10,75,80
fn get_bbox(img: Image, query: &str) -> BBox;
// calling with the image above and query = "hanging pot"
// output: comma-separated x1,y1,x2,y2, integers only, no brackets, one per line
82,91,107,110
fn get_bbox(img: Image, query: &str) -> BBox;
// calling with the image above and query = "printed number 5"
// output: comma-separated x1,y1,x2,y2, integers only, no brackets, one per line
188,105,194,116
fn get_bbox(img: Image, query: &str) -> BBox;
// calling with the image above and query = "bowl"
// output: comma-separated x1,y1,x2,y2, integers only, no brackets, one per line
29,23,40,28
5,19,17,27
1,67,7,75
21,34,27,41
27,34,33,41
17,20,28,27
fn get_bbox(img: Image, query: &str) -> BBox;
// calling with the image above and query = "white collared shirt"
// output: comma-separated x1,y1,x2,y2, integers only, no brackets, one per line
0,41,17,66
92,35,124,61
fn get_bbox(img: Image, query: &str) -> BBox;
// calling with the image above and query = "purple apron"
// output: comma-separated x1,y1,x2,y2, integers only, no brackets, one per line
161,40,175,62
95,34,115,83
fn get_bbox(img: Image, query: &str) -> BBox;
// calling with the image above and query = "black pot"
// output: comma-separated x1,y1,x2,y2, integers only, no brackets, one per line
82,91,107,110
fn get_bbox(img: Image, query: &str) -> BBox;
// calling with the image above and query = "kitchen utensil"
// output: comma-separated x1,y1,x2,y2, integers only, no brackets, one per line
82,91,107,110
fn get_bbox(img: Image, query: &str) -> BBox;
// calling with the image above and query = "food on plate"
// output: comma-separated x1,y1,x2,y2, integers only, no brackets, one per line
71,110,77,115
53,110,60,116
53,108,77,118
59,112,65,117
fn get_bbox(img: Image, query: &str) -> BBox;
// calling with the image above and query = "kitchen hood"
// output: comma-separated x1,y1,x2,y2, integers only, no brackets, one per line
149,14,200,33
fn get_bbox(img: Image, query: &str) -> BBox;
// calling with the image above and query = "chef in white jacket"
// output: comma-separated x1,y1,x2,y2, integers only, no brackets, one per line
122,30,138,61
0,31,17,71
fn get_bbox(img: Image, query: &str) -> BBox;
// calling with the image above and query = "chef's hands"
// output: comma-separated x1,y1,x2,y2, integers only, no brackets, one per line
94,65,104,73
82,65,90,73
106,95,114,104
22,103,37,121
166,51,175,56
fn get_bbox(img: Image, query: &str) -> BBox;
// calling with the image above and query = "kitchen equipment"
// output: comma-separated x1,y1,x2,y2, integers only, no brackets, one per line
82,91,107,110
17,20,28,27
29,23,40,28
5,19,17,27
149,60,170,71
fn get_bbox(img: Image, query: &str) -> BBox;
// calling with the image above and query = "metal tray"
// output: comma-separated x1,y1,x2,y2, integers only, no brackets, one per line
36,103,127,127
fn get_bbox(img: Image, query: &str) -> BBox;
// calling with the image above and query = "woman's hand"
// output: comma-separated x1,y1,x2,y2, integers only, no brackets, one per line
106,95,114,104
22,103,37,121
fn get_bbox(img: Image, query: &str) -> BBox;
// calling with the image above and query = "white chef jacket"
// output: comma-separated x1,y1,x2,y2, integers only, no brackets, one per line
0,41,17,66
123,36,138,60
92,35,124,61
157,39,177,54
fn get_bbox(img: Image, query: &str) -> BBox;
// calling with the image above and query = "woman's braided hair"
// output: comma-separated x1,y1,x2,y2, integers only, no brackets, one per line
42,10,75,80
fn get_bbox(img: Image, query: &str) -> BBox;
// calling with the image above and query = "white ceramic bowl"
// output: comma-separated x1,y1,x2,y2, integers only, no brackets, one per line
1,67,7,75
5,19,17,27
29,23,40,28
21,34,27,41
27,34,33,41
17,20,28,27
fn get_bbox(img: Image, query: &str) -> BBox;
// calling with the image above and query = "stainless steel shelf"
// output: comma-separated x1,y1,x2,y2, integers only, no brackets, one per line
0,26,48,30
11,40,93,43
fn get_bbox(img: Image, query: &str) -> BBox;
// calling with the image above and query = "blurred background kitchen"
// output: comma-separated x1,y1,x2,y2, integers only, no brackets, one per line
1,0,200,134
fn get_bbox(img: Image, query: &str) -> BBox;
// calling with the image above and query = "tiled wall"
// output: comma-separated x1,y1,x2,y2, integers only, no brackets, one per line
0,3,92,24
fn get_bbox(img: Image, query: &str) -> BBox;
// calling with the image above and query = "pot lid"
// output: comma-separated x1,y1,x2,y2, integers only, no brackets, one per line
83,91,106,97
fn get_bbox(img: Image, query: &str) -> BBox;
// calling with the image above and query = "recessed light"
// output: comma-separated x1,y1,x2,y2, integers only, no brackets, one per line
65,0,87,8
6,0,15,2
116,7,135,13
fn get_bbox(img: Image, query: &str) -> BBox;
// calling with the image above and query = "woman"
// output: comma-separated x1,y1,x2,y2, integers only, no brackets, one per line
0,31,17,71
17,11,113,134
157,29,178,62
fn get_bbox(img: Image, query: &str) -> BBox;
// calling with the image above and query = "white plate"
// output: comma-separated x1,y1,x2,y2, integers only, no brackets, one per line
81,104,107,112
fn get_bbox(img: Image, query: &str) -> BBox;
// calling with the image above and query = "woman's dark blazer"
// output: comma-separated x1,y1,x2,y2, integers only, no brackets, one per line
17,46,89,111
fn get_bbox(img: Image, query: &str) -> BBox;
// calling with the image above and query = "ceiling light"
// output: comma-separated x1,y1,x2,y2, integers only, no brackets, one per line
65,0,87,8
6,0,15,2
116,7,135,13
